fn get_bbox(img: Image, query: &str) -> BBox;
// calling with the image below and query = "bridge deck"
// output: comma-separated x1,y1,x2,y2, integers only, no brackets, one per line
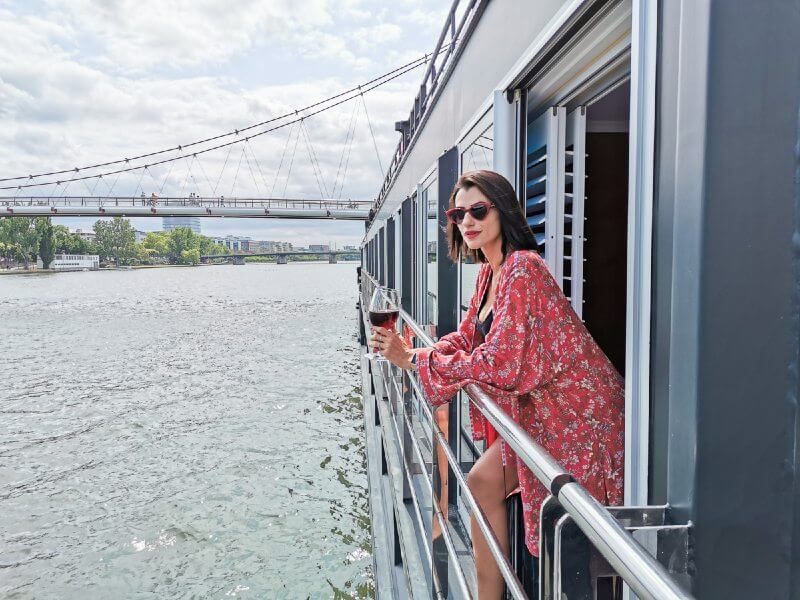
0,197,371,220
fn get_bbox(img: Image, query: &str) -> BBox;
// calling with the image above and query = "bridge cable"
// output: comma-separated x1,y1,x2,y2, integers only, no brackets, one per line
212,145,234,197
270,121,296,198
282,119,303,197
159,148,183,195
303,118,330,198
229,146,246,198
0,51,440,183
106,171,123,197
178,154,196,198
193,153,216,198
245,139,270,195
331,98,359,199
337,102,361,200
300,117,328,199
89,174,104,196
336,101,360,200
0,55,428,192
144,162,164,196
133,166,149,198
242,143,262,196
360,91,385,179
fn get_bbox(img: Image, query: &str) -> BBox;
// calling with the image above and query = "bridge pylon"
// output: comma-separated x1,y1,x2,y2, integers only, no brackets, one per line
328,253,338,264
277,255,288,265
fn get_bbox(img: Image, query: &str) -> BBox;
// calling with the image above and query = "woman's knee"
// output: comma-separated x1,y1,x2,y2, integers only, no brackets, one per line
467,457,503,505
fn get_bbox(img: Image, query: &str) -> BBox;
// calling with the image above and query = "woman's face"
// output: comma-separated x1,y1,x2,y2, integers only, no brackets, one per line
455,185,502,252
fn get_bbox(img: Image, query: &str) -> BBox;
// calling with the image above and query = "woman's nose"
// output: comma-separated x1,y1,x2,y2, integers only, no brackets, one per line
461,211,475,227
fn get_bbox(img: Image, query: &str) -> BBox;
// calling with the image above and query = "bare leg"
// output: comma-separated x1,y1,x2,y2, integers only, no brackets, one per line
432,405,449,538
468,438,519,600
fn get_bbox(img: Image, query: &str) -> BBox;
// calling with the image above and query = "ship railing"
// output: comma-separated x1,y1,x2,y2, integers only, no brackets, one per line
359,270,693,600
372,0,484,216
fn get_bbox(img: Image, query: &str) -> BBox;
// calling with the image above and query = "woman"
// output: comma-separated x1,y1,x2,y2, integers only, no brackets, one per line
371,170,624,599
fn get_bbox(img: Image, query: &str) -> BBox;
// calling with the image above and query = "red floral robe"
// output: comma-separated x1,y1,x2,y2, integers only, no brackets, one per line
416,250,625,556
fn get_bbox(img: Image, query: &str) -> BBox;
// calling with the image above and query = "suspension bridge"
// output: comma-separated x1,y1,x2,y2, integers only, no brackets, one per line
0,196,372,220
0,50,445,222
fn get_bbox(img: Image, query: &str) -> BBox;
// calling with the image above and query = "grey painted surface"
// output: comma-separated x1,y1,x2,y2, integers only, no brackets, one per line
372,0,569,226
651,0,800,597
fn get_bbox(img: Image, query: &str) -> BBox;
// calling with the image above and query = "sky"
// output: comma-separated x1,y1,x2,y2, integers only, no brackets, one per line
0,0,448,247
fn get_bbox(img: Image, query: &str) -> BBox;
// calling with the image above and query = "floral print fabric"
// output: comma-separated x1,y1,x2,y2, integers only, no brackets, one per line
416,250,625,556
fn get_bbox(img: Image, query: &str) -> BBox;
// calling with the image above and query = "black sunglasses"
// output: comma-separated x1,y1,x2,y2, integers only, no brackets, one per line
445,201,494,225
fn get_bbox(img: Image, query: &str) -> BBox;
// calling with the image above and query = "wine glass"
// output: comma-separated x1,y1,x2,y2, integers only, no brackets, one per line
364,286,400,361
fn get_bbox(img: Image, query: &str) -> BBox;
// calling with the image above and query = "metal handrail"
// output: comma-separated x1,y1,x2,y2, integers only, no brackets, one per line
374,361,446,598
406,365,527,599
363,270,525,596
394,302,694,600
372,0,484,215
378,360,468,599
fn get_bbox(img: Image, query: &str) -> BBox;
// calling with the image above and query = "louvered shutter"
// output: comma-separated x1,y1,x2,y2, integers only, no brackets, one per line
525,106,566,282
564,107,587,318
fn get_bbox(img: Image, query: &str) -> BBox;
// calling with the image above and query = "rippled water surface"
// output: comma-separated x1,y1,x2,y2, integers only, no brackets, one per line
0,264,372,599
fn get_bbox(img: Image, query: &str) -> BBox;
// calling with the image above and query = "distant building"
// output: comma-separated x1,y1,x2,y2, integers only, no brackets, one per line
342,245,358,251
308,244,330,253
71,228,96,242
134,230,148,243
163,217,201,234
230,239,294,253
210,235,251,252
37,254,100,271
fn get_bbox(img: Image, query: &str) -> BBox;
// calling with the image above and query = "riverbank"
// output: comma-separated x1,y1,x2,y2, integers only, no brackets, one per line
0,264,204,275
0,261,360,275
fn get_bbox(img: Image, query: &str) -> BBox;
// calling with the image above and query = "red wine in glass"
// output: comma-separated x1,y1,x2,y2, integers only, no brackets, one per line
365,287,400,361
369,309,399,330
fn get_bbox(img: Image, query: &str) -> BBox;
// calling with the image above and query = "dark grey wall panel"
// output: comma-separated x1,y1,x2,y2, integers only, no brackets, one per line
386,217,395,289
436,147,460,338
437,146,461,508
401,197,413,313
652,0,800,597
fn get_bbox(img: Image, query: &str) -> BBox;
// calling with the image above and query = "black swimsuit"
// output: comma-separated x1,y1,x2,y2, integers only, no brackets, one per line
476,276,494,339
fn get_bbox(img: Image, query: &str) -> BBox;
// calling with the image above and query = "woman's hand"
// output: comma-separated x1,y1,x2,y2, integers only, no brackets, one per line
370,326,414,369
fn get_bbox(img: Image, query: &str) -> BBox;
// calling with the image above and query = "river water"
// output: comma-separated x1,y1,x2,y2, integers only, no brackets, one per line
0,263,372,599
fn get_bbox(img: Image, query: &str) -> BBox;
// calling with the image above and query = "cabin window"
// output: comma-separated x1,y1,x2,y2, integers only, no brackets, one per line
423,180,438,332
386,217,396,289
523,80,630,375
377,227,385,286
581,81,630,374
411,192,419,320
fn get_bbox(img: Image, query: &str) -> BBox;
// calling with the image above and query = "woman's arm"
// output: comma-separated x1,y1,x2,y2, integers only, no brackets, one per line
415,254,556,407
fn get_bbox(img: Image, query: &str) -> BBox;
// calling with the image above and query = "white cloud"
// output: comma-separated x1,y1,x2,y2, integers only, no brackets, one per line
1,0,448,244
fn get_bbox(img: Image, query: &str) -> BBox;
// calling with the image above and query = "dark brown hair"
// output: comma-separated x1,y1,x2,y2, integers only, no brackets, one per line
446,169,539,263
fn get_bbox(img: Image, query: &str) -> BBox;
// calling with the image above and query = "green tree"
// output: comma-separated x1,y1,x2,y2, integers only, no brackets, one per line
0,217,39,268
198,235,227,256
167,227,197,263
0,240,18,265
141,231,170,257
35,218,55,269
94,217,136,265
135,245,154,264
179,248,201,265
53,225,90,254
